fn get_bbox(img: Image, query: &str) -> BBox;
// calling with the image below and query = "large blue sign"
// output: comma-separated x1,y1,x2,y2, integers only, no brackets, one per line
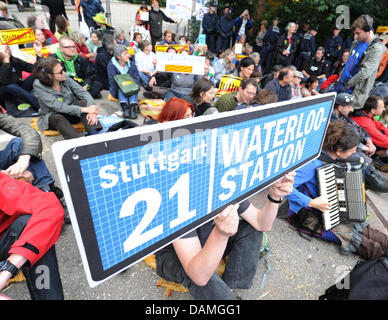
53,94,335,287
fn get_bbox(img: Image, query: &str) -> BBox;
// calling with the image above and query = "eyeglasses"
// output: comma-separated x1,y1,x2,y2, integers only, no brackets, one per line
60,45,76,49
49,68,65,75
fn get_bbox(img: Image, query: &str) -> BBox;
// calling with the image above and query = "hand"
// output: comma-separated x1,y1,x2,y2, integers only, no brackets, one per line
269,172,295,200
83,85,88,91
83,105,99,114
148,76,156,88
366,140,376,156
3,154,31,179
86,113,99,126
309,195,331,212
0,271,12,293
0,45,10,63
214,204,239,237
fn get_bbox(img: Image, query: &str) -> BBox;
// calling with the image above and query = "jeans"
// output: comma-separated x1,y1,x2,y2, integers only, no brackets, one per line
138,71,151,87
0,138,54,190
0,81,40,111
0,215,64,300
117,89,138,105
155,220,263,300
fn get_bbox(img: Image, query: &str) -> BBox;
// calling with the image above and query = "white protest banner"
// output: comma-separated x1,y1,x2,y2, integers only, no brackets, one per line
52,93,336,287
166,0,192,19
156,52,205,75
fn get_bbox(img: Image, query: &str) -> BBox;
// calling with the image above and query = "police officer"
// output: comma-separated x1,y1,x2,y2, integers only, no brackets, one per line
261,17,281,75
202,3,219,54
324,26,343,64
296,25,318,69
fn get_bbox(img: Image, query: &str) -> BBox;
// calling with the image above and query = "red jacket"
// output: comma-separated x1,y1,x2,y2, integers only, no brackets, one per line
0,173,64,267
351,110,388,149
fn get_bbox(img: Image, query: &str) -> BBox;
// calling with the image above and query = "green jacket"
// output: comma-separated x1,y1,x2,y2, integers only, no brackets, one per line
346,36,385,109
214,92,238,113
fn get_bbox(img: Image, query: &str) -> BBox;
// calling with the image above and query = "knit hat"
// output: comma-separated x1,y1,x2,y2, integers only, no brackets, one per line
93,13,111,26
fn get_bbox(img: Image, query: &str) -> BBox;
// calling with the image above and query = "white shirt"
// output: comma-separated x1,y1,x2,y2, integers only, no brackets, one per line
135,50,156,73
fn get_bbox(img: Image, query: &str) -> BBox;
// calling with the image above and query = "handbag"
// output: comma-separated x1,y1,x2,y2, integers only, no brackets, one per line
114,73,140,98
79,14,90,39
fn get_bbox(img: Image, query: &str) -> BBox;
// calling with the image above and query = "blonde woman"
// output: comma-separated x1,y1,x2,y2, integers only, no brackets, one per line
213,49,236,87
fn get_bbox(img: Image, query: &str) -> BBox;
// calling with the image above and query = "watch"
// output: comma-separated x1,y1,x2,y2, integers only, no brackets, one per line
0,260,19,279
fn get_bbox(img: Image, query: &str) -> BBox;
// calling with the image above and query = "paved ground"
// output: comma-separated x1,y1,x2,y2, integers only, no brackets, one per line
1,2,387,302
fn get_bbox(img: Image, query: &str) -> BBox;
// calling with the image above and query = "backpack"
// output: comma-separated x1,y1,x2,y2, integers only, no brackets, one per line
319,250,388,300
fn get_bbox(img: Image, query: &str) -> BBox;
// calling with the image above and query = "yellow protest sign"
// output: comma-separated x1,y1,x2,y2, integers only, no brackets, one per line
216,75,242,98
236,54,247,62
377,26,388,34
155,44,189,53
20,43,59,57
0,28,35,46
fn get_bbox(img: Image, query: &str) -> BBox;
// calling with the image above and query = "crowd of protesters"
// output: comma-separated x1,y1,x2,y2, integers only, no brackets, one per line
0,0,388,300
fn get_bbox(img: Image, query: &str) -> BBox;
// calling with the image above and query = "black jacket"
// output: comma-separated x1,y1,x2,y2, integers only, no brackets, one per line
41,0,68,19
0,57,34,86
149,9,174,39
202,12,219,34
95,46,112,89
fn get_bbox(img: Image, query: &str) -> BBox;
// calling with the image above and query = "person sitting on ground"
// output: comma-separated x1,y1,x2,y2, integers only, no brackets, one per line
231,34,249,55
54,15,73,41
0,45,40,112
50,37,103,99
134,40,157,91
233,57,255,80
250,52,262,75
164,50,202,102
26,28,54,59
32,57,102,140
157,29,175,46
71,31,95,62
351,96,388,171
320,49,349,92
183,78,217,116
291,70,304,100
249,88,278,108
85,30,102,58
108,45,141,120
114,27,130,47
215,78,258,112
213,49,236,87
95,33,114,90
0,171,65,300
258,64,282,89
301,76,320,97
155,167,295,299
157,97,195,123
0,1,24,30
264,66,293,102
26,15,58,44
330,93,388,193
301,46,331,91
286,121,388,261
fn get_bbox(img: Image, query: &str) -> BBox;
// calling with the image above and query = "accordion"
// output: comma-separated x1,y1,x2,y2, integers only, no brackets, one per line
316,162,367,231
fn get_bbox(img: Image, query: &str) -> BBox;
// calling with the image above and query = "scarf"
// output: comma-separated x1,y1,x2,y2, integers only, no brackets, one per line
56,47,78,78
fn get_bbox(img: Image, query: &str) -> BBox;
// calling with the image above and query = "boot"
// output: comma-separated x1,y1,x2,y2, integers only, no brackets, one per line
120,102,130,119
365,164,388,193
129,103,138,119
371,155,388,172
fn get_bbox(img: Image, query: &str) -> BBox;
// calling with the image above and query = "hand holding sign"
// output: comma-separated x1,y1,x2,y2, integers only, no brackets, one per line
214,203,240,238
268,172,295,200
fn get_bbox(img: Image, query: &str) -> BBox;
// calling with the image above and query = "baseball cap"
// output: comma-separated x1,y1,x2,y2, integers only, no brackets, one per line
336,93,355,106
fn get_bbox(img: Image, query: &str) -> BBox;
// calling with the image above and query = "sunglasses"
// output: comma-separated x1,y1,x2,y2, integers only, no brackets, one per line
49,68,65,75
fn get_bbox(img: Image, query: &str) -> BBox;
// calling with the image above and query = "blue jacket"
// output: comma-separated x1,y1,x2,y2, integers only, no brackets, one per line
263,25,280,47
107,57,140,98
202,12,219,34
234,17,253,40
217,16,234,38
80,0,105,19
300,32,316,54
264,78,292,102
324,34,343,59
285,156,341,244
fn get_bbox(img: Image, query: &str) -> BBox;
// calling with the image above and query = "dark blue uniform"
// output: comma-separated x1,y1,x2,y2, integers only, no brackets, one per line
324,34,343,63
216,14,234,54
202,12,219,54
296,32,316,69
261,25,281,74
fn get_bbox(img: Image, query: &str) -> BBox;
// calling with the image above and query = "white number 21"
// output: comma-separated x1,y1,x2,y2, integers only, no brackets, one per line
120,173,196,253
